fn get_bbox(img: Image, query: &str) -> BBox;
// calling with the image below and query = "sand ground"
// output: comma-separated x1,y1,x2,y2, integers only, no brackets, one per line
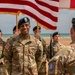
44,37,71,46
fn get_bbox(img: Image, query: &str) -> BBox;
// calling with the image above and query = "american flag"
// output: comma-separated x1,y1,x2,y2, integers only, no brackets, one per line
0,0,59,30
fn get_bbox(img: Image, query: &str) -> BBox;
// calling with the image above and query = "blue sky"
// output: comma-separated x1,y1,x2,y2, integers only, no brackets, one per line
0,9,75,34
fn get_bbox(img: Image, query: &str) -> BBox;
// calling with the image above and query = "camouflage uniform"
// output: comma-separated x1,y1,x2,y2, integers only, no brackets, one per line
38,37,47,75
0,38,6,75
52,42,65,55
48,42,75,75
46,42,64,75
47,42,64,59
39,37,46,51
4,34,43,75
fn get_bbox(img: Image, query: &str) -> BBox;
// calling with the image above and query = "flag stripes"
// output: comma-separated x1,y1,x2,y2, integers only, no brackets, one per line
0,0,59,30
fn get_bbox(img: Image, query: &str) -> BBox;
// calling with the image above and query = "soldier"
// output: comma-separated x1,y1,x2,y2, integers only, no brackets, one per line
47,32,64,59
33,26,46,75
48,18,75,75
6,25,20,42
4,17,43,75
0,30,6,75
33,26,46,54
51,32,64,55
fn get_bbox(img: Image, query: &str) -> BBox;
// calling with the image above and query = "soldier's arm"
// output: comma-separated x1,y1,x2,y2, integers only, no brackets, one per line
42,38,46,55
35,40,43,70
4,42,13,75
49,46,71,62
46,45,50,60
1,41,6,58
48,46,72,74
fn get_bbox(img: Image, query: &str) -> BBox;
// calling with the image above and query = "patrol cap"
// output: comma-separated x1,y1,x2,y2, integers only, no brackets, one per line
33,26,41,31
13,26,16,32
0,30,2,32
72,18,75,29
52,32,60,38
18,17,30,28
72,18,75,24
13,26,19,31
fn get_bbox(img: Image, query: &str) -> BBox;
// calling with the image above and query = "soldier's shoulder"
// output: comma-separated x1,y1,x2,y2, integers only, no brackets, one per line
30,35,41,43
56,46,74,55
5,35,20,50
41,37,46,44
0,38,5,45
6,35,20,45
41,37,45,41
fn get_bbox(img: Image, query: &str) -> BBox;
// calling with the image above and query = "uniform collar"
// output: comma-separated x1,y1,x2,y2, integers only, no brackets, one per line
17,34,33,45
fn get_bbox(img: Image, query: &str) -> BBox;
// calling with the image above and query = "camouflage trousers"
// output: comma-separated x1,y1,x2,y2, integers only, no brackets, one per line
0,63,6,75
65,66,75,75
48,60,64,75
38,62,46,75
11,66,38,75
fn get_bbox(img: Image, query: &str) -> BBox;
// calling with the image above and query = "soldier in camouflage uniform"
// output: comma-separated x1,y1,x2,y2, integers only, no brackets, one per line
33,26,46,52
0,30,6,75
4,17,43,75
48,18,75,75
33,26,46,75
47,32,64,59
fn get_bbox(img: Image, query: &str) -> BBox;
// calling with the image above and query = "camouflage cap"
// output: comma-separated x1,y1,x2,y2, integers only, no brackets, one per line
18,17,30,28
52,32,60,37
33,26,41,31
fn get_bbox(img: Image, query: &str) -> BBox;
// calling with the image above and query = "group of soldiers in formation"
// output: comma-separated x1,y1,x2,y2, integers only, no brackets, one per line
0,17,75,75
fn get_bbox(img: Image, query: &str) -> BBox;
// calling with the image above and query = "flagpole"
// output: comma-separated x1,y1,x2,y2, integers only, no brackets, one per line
15,12,20,36
16,13,18,31
36,21,39,31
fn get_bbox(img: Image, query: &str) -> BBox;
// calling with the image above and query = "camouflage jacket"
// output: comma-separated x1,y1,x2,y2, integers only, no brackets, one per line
4,34,43,75
0,38,5,60
52,42,65,55
48,42,75,75
47,42,64,59
39,37,46,55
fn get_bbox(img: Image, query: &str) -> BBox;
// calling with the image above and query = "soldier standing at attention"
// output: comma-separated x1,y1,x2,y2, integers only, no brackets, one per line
46,32,64,75
47,32,64,59
33,26,46,54
51,32,64,55
4,17,43,75
0,30,6,75
33,26,46,75
48,18,75,75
